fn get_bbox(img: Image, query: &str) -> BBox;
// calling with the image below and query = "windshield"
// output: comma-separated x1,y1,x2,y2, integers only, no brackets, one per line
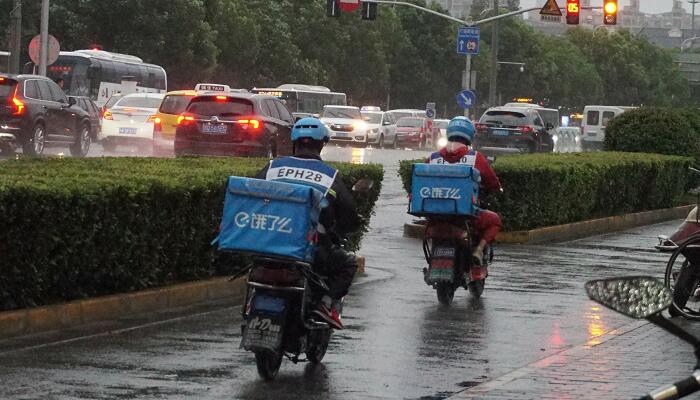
46,56,91,97
481,111,529,126
361,112,383,124
397,118,423,128
116,96,163,109
322,107,361,119
187,97,253,117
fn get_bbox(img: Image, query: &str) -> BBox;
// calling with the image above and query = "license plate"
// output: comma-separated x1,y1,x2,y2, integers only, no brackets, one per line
588,131,597,136
241,311,285,351
253,295,286,313
202,123,227,135
119,127,137,134
492,129,510,136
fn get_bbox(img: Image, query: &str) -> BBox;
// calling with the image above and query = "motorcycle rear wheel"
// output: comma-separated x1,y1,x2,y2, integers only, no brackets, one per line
468,279,485,298
306,329,332,364
436,282,456,305
255,351,283,380
664,236,700,320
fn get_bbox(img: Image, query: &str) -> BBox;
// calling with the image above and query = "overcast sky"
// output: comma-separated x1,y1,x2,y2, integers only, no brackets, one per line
521,0,695,14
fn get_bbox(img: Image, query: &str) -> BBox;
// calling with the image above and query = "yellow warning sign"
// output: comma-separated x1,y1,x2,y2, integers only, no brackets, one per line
539,0,562,16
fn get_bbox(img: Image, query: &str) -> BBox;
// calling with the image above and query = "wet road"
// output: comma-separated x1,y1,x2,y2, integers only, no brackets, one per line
0,147,680,399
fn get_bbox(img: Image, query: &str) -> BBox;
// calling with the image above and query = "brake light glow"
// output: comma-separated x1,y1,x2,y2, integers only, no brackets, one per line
236,119,262,130
519,126,534,134
177,115,195,125
215,96,227,101
474,123,487,132
10,86,24,116
147,115,159,123
103,110,113,120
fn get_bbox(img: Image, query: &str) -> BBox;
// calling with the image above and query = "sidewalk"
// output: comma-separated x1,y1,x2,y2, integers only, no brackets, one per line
449,318,700,399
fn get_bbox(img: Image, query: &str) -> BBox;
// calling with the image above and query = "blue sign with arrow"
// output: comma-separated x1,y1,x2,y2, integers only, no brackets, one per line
456,90,476,109
457,26,480,56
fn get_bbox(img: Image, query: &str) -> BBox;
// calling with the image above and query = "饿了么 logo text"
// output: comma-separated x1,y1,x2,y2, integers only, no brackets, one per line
235,212,293,233
419,187,461,199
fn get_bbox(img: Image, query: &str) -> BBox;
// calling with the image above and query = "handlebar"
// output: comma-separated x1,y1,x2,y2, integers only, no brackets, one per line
642,371,700,399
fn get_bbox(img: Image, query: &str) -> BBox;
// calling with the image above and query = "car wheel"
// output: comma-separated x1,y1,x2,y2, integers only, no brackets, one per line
70,124,91,157
23,123,46,156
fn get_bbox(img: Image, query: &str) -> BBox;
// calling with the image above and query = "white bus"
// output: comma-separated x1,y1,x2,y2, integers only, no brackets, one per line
251,84,346,117
25,49,167,106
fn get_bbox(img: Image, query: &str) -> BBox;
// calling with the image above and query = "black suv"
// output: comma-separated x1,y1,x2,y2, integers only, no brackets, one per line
474,107,554,154
0,74,94,157
174,92,294,157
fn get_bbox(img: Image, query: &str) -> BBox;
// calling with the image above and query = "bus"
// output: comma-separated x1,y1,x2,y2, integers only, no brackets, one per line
25,49,167,106
250,84,346,116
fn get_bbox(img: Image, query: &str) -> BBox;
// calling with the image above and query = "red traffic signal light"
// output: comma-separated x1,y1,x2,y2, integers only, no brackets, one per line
566,0,580,25
603,0,617,25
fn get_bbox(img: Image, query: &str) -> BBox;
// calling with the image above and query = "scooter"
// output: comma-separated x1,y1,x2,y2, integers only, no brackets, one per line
656,167,700,319
586,276,700,399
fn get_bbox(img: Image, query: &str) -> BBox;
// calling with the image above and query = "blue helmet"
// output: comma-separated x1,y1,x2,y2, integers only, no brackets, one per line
291,117,330,143
446,116,475,144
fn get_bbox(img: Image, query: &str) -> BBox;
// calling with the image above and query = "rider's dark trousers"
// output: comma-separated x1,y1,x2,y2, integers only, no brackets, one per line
313,237,358,300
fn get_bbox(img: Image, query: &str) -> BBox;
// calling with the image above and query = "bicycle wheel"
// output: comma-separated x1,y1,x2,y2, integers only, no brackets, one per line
664,236,700,320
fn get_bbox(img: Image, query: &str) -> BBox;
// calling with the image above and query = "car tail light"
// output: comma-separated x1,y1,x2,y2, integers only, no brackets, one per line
235,119,262,130
177,114,195,125
103,110,113,120
152,116,162,132
475,123,487,132
519,126,534,134
10,86,23,116
147,115,159,123
215,96,227,101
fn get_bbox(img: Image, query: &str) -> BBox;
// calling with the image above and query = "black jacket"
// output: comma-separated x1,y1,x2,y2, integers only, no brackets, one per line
256,154,361,240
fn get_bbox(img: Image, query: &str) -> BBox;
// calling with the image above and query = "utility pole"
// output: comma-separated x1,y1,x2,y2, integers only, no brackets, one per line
463,54,471,117
39,0,49,76
488,0,499,108
691,0,698,39
9,0,21,74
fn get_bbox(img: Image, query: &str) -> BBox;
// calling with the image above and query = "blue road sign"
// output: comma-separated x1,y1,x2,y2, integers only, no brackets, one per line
456,90,476,109
457,26,480,56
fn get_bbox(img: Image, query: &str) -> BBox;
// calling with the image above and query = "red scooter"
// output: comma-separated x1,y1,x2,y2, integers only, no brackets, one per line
656,167,700,319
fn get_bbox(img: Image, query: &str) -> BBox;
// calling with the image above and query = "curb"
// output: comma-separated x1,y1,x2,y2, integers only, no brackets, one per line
0,255,368,341
403,205,694,244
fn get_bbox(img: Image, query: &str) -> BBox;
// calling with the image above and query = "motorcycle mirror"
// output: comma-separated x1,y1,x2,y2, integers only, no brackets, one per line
352,179,374,193
585,276,672,319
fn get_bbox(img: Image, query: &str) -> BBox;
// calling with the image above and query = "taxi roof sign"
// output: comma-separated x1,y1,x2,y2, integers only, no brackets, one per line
539,0,562,16
195,83,231,92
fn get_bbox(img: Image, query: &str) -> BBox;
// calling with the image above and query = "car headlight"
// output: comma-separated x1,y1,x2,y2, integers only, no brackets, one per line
353,121,367,131
368,128,379,134
552,135,559,143
437,137,448,148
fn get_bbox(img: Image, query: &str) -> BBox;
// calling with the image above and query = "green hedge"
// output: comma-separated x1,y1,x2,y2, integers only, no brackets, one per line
0,157,383,311
604,108,700,159
398,152,691,232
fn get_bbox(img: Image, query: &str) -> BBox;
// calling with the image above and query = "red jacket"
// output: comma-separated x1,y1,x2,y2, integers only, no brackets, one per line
432,143,502,194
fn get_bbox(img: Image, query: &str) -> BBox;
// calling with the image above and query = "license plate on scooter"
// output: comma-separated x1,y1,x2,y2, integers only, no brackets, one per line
429,257,455,282
241,295,286,351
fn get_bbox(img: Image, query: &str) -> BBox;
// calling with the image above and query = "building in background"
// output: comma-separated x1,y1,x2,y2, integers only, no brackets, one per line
431,0,473,20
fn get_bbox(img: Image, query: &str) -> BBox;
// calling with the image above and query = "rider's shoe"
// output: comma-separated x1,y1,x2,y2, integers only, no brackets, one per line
313,303,344,330
472,248,484,266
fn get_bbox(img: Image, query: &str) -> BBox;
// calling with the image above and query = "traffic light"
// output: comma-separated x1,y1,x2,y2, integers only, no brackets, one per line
603,0,618,25
361,1,377,20
566,0,580,25
326,0,340,17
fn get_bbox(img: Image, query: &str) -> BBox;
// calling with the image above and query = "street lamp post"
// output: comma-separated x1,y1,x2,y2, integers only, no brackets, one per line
691,0,699,39
488,0,499,108
38,0,49,76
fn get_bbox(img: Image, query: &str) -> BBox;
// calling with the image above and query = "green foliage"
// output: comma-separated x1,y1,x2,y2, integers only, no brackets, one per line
604,108,700,159
0,157,383,311
398,152,691,231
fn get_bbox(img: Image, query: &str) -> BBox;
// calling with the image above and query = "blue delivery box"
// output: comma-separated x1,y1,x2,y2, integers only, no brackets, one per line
409,163,480,217
216,177,323,263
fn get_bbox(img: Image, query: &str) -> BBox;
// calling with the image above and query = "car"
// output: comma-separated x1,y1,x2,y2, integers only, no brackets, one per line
360,109,397,148
69,96,102,139
99,93,165,153
395,117,431,149
432,118,450,149
100,92,124,117
174,92,295,157
386,108,426,122
153,90,198,155
0,74,95,157
321,105,372,147
474,106,554,154
581,105,634,151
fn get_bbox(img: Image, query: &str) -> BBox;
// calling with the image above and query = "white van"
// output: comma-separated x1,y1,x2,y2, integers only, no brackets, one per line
581,105,634,151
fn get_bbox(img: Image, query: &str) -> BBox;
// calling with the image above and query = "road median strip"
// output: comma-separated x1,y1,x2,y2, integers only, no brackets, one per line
404,204,694,243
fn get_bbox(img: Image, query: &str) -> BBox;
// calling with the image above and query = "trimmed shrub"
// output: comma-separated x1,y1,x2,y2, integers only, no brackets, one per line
0,157,383,310
398,152,691,231
604,108,700,159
